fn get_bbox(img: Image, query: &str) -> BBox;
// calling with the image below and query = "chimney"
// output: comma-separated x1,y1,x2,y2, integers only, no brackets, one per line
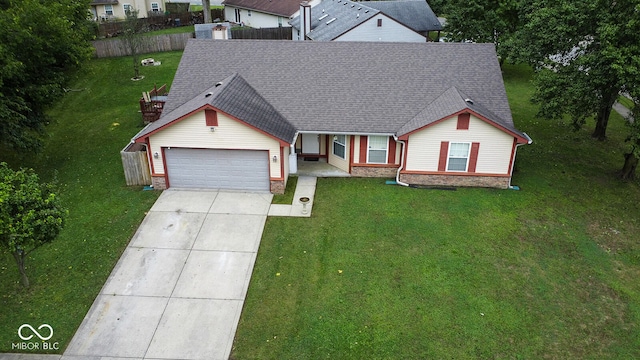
299,1,311,40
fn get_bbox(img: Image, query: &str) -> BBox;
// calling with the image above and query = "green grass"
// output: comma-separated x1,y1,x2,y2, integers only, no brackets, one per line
618,95,634,110
0,51,183,352
1,55,639,357
231,64,640,359
189,5,224,12
272,176,299,205
146,25,194,36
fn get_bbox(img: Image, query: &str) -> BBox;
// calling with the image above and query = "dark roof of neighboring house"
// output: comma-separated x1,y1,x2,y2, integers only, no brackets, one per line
135,73,296,143
137,39,523,142
290,0,441,41
364,0,443,32
222,0,301,17
290,0,380,41
90,0,118,4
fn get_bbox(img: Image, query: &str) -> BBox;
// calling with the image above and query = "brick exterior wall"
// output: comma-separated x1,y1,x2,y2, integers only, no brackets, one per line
399,173,511,189
351,166,399,178
270,179,285,194
151,176,167,190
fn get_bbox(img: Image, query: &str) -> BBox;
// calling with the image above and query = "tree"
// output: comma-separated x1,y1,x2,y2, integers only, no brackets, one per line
120,8,149,80
0,0,93,152
508,0,640,141
202,0,211,23
441,0,522,62
0,163,67,287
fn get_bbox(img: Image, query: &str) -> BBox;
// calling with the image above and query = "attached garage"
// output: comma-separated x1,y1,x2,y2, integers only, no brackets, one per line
164,148,270,191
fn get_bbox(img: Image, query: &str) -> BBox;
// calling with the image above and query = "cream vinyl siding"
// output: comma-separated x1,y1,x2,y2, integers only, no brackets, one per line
328,134,350,172
336,14,426,43
224,6,291,28
405,115,515,174
149,111,282,178
353,135,361,163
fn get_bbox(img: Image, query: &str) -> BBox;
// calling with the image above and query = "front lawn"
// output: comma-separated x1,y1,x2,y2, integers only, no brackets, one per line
231,65,640,359
0,51,183,351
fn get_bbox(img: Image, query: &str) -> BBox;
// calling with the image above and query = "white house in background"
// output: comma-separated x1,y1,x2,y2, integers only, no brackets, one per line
290,0,443,42
222,0,320,28
90,0,167,21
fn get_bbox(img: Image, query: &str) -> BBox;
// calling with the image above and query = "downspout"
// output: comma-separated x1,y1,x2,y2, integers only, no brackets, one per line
508,132,533,190
393,135,409,187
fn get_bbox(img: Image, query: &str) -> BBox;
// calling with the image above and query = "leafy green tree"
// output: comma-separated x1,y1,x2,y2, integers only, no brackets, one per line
0,0,93,152
509,0,640,141
0,163,67,287
442,0,521,62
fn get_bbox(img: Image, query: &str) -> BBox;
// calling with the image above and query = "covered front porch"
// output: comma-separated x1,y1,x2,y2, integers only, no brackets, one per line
295,157,350,177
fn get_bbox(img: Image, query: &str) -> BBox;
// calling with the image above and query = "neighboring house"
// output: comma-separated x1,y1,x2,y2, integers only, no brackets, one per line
90,0,167,21
290,0,442,42
130,40,531,194
222,0,320,28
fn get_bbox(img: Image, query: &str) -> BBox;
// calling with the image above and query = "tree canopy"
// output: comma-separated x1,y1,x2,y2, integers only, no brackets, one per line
0,162,67,287
441,0,521,61
508,0,640,141
0,0,93,151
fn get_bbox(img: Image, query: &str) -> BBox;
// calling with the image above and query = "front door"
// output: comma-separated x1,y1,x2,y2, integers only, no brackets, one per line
302,133,320,154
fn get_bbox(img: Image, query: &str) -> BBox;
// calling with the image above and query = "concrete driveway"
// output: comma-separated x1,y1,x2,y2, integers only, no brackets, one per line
61,190,273,360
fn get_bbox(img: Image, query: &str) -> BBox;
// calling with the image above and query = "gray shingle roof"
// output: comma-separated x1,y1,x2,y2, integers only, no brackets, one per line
150,39,520,141
397,86,523,137
134,73,297,143
365,0,443,32
290,0,380,41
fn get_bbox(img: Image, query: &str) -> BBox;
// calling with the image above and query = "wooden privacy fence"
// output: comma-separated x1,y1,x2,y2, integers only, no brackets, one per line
121,143,152,186
231,27,292,40
92,32,193,58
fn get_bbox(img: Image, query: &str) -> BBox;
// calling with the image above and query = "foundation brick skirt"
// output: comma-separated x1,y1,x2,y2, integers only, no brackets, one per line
399,173,510,189
151,176,167,190
351,166,399,178
270,180,285,194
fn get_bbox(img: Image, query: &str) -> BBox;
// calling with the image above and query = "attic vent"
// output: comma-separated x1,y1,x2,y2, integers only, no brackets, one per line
351,4,354,7
205,92,213,97
319,14,329,20
326,17,336,24
215,81,223,87
364,10,369,13
357,7,361,10
465,98,474,105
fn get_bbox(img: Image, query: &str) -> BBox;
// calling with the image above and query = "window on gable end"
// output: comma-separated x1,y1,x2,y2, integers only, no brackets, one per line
457,113,470,130
205,109,218,127
377,18,383,27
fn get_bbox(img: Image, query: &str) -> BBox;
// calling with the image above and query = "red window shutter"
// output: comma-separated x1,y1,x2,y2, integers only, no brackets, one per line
388,137,396,164
457,113,470,130
205,109,218,126
359,136,367,163
438,141,449,172
468,142,480,173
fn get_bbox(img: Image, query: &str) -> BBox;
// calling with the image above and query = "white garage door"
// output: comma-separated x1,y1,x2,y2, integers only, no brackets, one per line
164,148,270,191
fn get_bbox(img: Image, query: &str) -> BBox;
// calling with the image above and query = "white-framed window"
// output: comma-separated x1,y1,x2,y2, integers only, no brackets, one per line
151,2,160,12
248,10,252,16
333,135,346,159
278,16,283,26
447,142,470,171
367,135,388,164
104,4,113,15
123,4,132,15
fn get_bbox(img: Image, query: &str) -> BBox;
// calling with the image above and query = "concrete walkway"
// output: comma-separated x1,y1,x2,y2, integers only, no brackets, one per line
268,176,317,217
62,190,273,360
2,177,318,360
